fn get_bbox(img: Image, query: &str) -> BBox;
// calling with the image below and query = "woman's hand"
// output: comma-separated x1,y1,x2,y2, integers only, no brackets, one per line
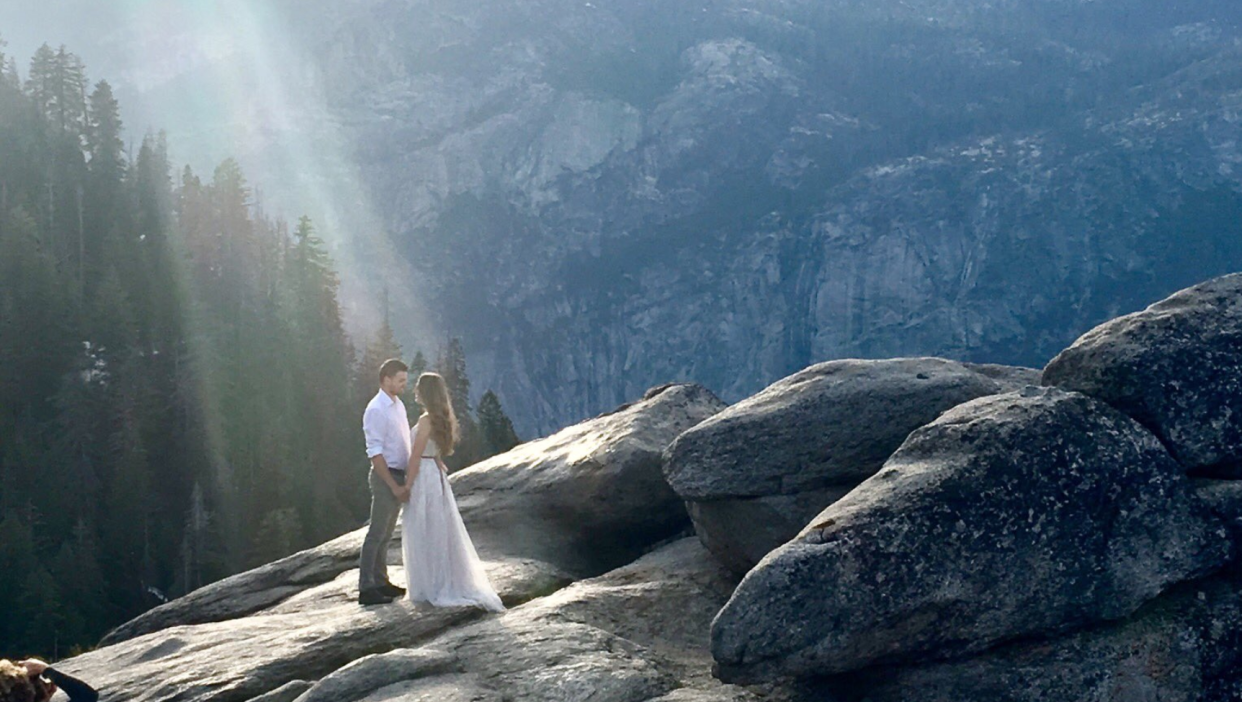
20,659,49,676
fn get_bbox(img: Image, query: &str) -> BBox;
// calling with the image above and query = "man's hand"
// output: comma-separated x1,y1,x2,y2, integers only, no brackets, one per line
20,659,49,676
388,482,408,502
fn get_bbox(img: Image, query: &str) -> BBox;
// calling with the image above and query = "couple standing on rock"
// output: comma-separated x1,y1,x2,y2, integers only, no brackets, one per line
356,358,505,611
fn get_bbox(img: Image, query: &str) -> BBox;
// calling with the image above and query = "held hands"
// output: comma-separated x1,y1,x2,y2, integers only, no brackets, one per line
389,482,410,503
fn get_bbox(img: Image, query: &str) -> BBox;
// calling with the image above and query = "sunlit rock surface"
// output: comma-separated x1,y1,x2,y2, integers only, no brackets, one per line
100,383,722,646
451,382,726,577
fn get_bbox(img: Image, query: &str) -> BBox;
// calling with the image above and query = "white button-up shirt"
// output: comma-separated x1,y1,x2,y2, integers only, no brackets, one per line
363,390,411,470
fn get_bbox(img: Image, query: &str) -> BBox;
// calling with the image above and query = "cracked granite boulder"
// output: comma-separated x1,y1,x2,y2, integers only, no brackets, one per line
663,358,1037,574
710,386,1229,683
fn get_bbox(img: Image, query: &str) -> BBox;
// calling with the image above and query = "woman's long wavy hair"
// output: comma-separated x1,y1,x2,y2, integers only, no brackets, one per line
417,372,458,456
0,660,49,702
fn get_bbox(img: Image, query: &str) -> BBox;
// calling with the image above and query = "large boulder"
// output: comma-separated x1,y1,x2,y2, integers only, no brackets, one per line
453,382,727,576
820,569,1242,702
64,514,749,702
811,479,1242,702
100,383,722,645
284,538,760,702
55,559,569,702
710,386,1230,683
664,358,1037,573
101,529,369,645
1042,272,1242,475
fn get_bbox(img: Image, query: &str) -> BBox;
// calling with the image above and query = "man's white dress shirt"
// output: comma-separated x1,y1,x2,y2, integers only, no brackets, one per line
363,390,411,471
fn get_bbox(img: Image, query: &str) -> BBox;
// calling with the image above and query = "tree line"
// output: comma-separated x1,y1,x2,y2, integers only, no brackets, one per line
0,40,520,659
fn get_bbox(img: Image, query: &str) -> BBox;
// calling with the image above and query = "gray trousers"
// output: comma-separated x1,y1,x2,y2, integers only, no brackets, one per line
359,466,404,591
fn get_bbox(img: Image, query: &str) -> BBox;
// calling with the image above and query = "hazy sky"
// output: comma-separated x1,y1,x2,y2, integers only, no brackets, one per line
4,1,128,75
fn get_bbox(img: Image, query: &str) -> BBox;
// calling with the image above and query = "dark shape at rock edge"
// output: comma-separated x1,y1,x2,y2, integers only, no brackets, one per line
686,487,856,576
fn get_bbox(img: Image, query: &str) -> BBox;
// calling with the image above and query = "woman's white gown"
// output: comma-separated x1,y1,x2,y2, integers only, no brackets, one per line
402,435,505,612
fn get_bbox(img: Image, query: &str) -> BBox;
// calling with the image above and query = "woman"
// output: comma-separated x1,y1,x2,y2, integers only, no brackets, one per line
0,659,97,702
401,372,505,612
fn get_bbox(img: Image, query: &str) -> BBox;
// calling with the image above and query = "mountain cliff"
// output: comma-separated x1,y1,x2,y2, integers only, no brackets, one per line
19,0,1242,436
290,0,1242,435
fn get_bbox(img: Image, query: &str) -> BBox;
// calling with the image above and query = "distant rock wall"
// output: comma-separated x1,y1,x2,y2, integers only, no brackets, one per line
297,0,1242,437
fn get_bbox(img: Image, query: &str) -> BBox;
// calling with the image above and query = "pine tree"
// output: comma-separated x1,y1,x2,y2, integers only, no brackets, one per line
0,515,69,654
410,350,428,378
404,349,428,416
65,518,107,641
21,564,67,658
2,57,18,92
477,390,521,457
0,204,75,426
249,507,304,568
289,216,344,339
86,80,125,187
52,46,88,135
436,337,481,469
0,514,38,648
0,48,381,655
438,337,472,416
0,34,9,91
26,45,87,135
25,44,57,118
178,482,210,596
355,313,403,407
48,541,89,648
102,391,153,621
284,215,357,539
212,158,250,224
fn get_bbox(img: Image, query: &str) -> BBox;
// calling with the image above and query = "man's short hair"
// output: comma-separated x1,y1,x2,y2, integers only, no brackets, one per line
379,358,408,383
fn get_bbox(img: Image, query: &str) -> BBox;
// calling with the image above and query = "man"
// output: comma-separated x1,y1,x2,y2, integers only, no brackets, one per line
358,358,412,605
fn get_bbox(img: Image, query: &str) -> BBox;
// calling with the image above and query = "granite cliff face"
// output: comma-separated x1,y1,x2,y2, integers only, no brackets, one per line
272,0,1242,436
45,0,1242,436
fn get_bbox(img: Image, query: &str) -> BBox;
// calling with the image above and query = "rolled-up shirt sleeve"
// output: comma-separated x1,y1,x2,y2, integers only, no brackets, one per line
363,404,386,458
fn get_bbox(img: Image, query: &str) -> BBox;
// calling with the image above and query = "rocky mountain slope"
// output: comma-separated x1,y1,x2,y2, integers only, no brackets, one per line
53,272,1242,702
285,0,1242,435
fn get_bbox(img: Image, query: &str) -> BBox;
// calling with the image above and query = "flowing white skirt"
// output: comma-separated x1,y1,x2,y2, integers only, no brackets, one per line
401,457,505,612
